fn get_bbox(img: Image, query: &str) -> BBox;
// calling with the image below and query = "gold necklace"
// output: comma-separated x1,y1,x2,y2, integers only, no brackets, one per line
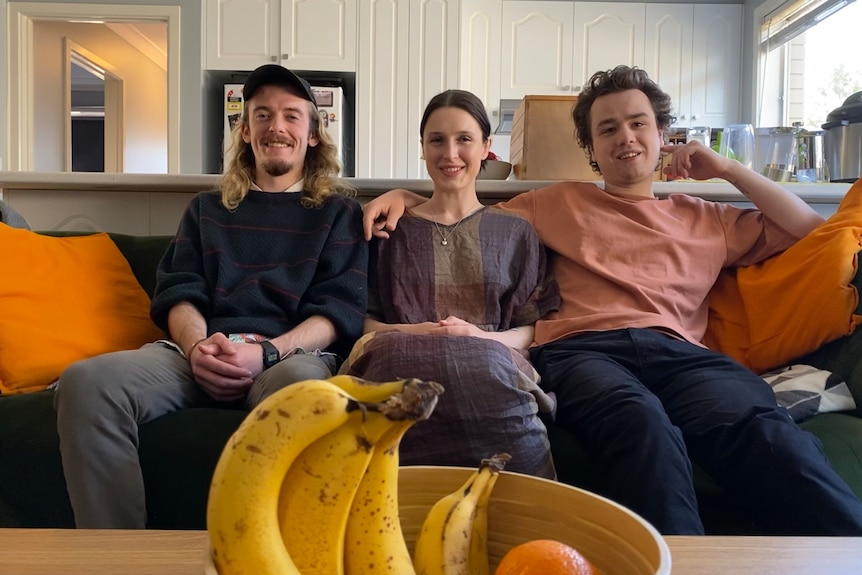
433,202,482,246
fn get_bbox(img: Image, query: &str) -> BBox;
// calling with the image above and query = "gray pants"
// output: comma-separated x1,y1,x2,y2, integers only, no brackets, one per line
54,342,335,528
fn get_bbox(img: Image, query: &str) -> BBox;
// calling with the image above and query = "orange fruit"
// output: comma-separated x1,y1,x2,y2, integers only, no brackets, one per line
495,539,599,575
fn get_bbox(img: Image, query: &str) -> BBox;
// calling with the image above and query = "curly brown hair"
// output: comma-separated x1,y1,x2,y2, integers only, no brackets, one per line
218,97,352,210
572,66,676,174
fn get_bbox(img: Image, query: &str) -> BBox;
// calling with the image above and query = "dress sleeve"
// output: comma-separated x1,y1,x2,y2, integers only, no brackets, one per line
298,197,369,347
510,222,560,328
149,194,210,332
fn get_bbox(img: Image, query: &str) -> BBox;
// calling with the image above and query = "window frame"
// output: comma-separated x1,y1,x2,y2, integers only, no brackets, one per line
752,0,857,127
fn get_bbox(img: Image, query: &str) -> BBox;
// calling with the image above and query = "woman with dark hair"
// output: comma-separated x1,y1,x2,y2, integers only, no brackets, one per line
342,89,560,478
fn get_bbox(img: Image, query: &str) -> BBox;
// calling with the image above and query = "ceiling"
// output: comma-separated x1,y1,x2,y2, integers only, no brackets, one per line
70,21,168,113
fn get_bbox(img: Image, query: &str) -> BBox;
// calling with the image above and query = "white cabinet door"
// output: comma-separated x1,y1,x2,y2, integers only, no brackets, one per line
205,0,356,71
460,0,503,120
645,4,694,127
281,0,357,71
573,2,645,90
205,0,281,70
356,0,459,178
690,4,741,129
500,1,574,99
407,0,461,178
645,4,741,130
355,0,411,178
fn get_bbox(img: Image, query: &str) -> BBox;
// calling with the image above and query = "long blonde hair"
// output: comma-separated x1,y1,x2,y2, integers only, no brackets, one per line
218,99,353,210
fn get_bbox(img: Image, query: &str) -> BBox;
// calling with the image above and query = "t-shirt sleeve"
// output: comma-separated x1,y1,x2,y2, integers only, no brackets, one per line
717,202,798,268
498,188,538,227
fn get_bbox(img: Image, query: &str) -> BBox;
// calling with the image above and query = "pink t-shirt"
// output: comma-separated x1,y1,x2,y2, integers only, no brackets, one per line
501,182,797,347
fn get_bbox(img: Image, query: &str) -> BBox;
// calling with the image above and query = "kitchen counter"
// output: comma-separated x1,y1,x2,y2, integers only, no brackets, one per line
0,171,852,202
0,171,852,235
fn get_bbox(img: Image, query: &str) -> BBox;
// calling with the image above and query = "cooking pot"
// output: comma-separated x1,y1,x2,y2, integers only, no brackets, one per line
822,91,862,182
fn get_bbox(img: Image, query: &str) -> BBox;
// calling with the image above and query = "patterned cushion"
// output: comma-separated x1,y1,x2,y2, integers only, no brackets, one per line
761,364,857,422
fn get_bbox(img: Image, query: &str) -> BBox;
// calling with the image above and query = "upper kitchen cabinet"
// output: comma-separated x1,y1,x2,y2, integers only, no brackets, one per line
355,0,460,179
499,1,645,101
645,4,741,129
573,3,645,89
461,0,503,119
205,0,357,72
500,1,574,99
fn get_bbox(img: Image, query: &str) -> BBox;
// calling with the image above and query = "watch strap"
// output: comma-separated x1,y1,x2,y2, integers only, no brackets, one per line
260,340,281,369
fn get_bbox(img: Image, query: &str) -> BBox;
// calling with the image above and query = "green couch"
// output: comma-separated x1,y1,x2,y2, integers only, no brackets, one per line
1,232,861,533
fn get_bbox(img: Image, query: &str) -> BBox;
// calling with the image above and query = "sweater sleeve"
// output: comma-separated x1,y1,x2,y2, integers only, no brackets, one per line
299,198,369,352
149,195,211,333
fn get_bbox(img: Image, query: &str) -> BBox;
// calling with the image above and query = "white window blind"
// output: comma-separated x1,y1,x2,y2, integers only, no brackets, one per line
761,0,856,49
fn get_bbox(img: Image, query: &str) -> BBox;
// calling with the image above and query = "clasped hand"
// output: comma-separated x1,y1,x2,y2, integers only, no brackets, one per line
187,333,256,401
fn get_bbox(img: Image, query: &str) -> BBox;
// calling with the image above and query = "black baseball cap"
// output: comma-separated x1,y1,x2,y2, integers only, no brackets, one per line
242,64,317,105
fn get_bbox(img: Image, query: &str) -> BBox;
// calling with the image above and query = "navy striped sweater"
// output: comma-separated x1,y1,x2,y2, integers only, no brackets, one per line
150,190,368,357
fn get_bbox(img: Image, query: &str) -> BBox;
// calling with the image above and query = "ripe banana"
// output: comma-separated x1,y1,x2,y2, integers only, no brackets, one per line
467,454,510,575
207,379,360,575
278,408,402,575
343,419,425,574
413,453,511,575
326,374,409,403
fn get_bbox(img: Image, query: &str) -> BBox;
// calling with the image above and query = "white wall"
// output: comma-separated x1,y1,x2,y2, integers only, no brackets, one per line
34,21,168,173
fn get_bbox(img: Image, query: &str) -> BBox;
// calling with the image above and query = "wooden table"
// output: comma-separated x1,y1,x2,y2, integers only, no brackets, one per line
0,529,859,574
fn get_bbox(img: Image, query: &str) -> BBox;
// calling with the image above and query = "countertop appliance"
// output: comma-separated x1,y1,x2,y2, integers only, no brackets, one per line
223,81,351,176
822,91,862,183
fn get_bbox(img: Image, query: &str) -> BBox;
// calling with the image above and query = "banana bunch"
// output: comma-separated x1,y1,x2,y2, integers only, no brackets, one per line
206,375,444,575
413,453,512,575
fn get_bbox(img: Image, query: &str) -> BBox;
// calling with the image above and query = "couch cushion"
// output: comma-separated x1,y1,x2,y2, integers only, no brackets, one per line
0,391,74,527
760,364,857,422
0,226,165,394
705,177,862,374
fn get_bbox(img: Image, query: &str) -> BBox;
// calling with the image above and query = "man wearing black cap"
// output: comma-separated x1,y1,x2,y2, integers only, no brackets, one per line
53,64,368,528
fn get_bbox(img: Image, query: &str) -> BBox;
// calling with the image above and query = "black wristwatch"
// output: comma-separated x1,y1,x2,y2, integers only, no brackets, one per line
260,340,281,369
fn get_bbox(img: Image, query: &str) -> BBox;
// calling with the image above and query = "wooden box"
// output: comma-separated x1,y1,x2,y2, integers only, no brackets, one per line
509,95,664,181
509,95,595,181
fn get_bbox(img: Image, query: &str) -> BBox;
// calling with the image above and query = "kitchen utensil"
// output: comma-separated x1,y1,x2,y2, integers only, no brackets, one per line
477,159,513,180
718,123,755,170
795,128,830,182
822,91,862,182
762,127,797,182
686,126,711,147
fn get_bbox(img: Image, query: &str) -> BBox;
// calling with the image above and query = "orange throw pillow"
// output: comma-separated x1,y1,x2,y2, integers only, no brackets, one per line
705,178,862,374
0,226,165,395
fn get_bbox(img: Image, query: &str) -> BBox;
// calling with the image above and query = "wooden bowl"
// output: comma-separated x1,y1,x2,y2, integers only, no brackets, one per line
203,466,671,574
478,159,513,180
398,466,671,575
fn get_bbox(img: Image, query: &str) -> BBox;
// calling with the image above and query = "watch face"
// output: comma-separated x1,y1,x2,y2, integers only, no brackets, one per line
261,341,280,367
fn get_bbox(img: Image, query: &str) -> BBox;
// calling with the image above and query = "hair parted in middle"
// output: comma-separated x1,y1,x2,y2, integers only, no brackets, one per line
420,89,493,171
572,65,677,174
218,95,352,211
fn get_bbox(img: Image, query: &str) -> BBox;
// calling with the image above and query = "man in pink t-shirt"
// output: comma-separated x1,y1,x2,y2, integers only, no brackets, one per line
363,67,862,536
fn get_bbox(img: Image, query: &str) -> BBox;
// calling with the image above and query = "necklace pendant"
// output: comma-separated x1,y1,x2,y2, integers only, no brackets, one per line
441,239,448,246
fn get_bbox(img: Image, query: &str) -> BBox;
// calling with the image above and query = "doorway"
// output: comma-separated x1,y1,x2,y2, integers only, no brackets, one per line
66,43,124,172
6,2,180,172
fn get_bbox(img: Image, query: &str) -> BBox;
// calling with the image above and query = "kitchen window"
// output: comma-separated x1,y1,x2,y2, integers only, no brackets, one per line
755,0,860,128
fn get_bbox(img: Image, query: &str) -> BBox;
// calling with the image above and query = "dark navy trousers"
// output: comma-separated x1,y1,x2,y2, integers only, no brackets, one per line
530,328,862,535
